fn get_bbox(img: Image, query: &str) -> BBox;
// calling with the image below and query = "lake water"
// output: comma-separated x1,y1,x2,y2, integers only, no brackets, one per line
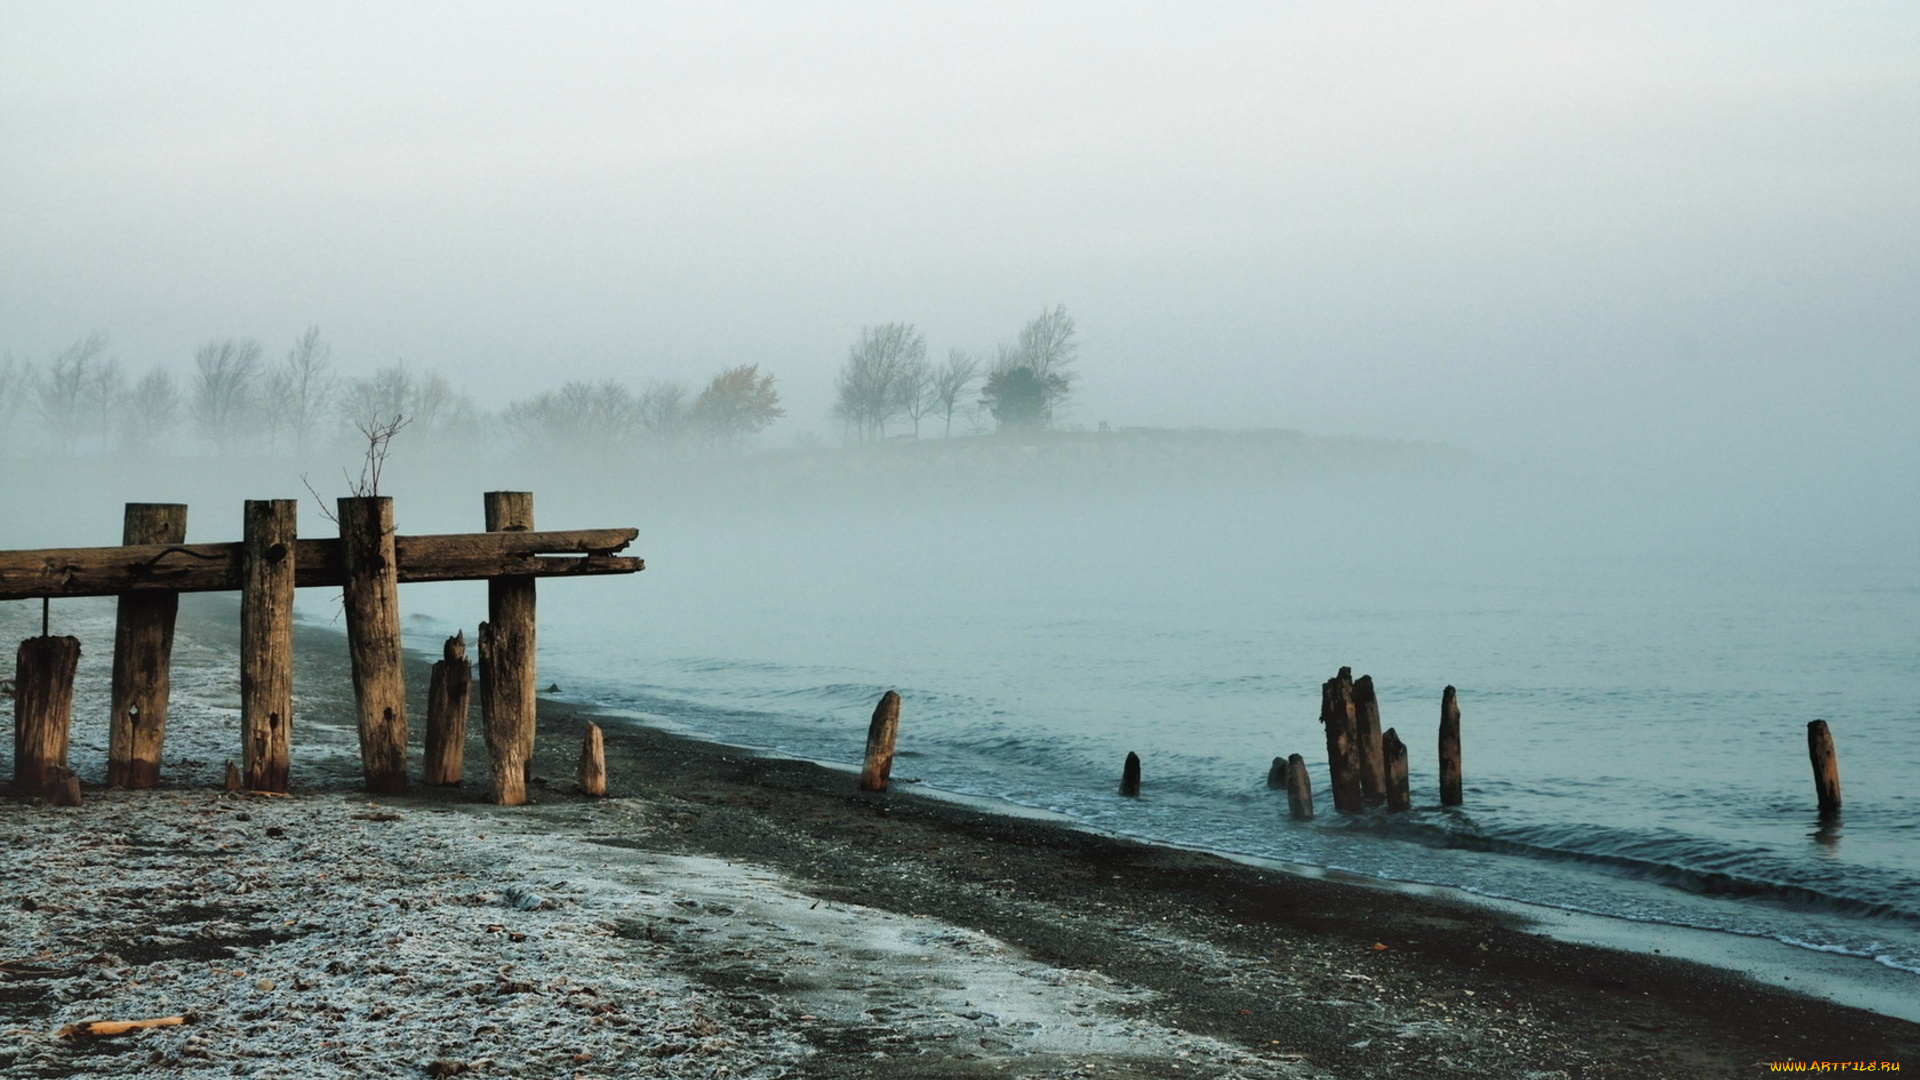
381,464,1918,1001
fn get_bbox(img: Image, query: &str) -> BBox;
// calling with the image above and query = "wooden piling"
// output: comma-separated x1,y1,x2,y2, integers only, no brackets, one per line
858,690,901,793
13,635,80,798
107,503,186,788
1321,669,1363,813
48,765,82,807
1354,674,1387,806
479,621,527,805
1285,751,1313,819
578,722,606,797
338,496,407,794
1383,727,1410,812
241,499,296,794
1119,751,1141,797
1439,685,1463,807
1267,756,1287,790
483,492,537,784
424,632,470,786
1807,719,1841,811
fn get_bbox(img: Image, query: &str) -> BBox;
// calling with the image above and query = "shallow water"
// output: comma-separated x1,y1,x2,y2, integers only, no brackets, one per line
380,475,1919,993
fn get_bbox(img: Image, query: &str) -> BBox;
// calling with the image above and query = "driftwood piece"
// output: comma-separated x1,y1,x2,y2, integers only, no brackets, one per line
14,635,80,798
1808,719,1841,811
0,529,642,600
1285,752,1314,819
1353,674,1386,805
1383,727,1411,812
484,492,537,787
859,690,901,793
1119,751,1141,797
339,497,407,794
241,500,296,794
1439,685,1463,806
424,632,471,786
578,722,606,797
59,1016,187,1039
108,503,186,788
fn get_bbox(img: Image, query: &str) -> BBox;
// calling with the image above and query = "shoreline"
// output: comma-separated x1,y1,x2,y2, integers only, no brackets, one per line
3,596,1916,1076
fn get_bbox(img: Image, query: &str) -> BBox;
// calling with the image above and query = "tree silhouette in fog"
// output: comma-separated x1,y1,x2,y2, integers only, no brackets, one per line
692,364,784,447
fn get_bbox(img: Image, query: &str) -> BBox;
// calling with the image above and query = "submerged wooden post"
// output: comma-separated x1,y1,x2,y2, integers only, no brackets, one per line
1285,751,1313,819
1119,751,1141,797
859,690,901,793
339,496,407,794
424,632,470,786
1267,756,1288,790
1383,727,1410,812
108,503,187,788
578,722,606,797
1321,668,1363,813
1439,685,1463,806
14,635,81,797
241,499,296,794
1807,719,1841,811
480,622,527,804
1354,674,1386,805
483,492,537,785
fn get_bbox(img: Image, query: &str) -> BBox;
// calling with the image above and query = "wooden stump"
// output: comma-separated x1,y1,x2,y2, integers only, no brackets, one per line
1383,727,1411,812
1354,674,1387,806
483,492,536,784
108,503,186,788
1321,669,1363,814
578,722,606,797
859,690,901,793
48,765,82,807
224,759,242,793
1119,751,1141,797
480,621,526,805
1439,685,1463,807
1267,756,1287,790
241,500,296,794
424,632,471,786
14,635,80,798
1807,719,1841,811
1286,751,1313,819
338,497,407,794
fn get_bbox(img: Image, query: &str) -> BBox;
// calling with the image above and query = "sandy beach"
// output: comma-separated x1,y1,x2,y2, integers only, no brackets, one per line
3,596,1915,1078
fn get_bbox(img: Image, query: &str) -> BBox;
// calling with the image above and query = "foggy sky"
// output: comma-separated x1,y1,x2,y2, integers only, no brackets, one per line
3,2,1916,496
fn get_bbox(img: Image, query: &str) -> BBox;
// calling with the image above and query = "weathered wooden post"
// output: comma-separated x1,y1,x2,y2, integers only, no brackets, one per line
1321,669,1363,813
1439,685,1463,806
48,765,82,807
241,499,296,793
480,622,527,804
1383,727,1410,811
1119,751,1141,797
483,491,537,788
108,503,187,788
1807,719,1841,811
1285,751,1313,819
14,635,81,798
1267,756,1287,790
339,496,407,794
578,722,606,797
1354,674,1387,806
424,632,470,786
859,690,901,793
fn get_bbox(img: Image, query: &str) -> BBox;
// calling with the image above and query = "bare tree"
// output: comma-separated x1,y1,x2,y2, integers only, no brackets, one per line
191,337,264,452
264,326,337,456
982,306,1078,431
118,366,180,455
502,379,641,453
832,323,925,440
929,348,980,437
636,379,689,458
37,333,108,454
83,357,126,451
338,362,472,446
0,353,33,455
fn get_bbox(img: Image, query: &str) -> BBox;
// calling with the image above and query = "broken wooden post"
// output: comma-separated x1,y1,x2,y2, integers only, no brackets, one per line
483,492,537,787
1119,751,1141,797
578,722,606,797
224,759,242,792
1285,751,1313,819
424,631,470,786
858,690,901,793
1354,674,1386,806
1383,727,1410,812
48,765,82,807
108,503,186,788
480,622,527,805
1321,668,1363,813
13,635,80,798
1808,719,1841,811
338,496,407,794
1439,685,1463,807
241,499,296,794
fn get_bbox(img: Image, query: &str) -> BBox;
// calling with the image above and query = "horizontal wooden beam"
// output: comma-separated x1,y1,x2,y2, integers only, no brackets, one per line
0,528,642,600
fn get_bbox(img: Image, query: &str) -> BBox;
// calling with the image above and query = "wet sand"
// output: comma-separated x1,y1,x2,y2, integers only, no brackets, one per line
3,597,1915,1077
